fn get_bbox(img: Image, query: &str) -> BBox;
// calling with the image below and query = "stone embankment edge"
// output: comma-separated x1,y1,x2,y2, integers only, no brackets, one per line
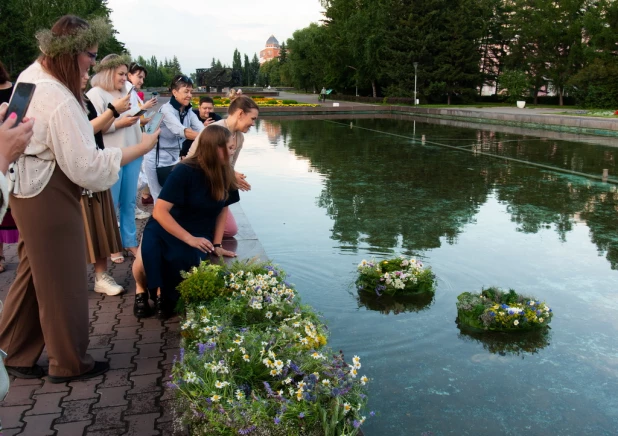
257,106,618,138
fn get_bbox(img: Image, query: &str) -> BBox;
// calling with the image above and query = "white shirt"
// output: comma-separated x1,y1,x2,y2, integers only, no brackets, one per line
11,62,122,198
86,86,142,150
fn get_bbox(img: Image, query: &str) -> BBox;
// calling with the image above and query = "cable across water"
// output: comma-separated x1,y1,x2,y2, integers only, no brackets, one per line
321,119,618,185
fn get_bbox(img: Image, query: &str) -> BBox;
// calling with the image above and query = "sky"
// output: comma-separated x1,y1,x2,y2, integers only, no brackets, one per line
106,0,325,74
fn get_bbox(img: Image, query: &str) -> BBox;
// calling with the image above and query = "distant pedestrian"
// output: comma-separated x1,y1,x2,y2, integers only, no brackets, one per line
320,86,327,102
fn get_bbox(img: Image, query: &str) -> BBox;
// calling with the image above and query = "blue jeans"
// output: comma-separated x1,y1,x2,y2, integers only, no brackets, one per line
110,156,142,248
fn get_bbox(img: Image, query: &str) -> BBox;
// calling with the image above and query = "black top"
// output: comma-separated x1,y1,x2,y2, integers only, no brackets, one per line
154,162,239,238
85,98,105,150
192,108,222,123
0,84,13,105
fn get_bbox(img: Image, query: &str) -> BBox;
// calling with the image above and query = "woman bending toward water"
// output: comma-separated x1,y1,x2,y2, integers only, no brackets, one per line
132,125,238,319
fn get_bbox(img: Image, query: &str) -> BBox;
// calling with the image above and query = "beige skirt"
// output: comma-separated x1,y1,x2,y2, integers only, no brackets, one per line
80,190,122,264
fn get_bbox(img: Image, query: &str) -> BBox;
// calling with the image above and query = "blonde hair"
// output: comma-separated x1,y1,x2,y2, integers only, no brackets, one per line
90,54,129,91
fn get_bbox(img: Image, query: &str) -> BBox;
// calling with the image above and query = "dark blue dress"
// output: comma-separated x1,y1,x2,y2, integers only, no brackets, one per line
141,163,239,302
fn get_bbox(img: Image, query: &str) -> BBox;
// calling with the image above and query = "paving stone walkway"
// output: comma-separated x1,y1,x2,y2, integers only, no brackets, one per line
0,203,264,436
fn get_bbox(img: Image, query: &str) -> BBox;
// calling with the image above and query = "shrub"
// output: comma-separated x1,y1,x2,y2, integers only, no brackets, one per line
281,99,298,104
177,262,226,305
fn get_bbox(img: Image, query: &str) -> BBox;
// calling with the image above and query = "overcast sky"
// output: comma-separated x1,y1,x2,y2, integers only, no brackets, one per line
106,0,325,74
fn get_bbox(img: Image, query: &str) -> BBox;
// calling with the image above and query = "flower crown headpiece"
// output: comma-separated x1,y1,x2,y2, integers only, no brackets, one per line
36,17,112,58
93,54,132,73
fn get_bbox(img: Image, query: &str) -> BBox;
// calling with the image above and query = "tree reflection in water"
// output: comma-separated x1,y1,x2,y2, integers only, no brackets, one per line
260,118,618,268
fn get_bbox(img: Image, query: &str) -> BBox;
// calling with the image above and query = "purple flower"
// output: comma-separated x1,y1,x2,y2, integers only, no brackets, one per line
240,327,248,333
263,381,274,396
206,342,216,350
238,425,257,435
179,348,185,362
274,417,281,425
198,343,206,355
298,412,305,418
353,420,360,428
370,411,375,416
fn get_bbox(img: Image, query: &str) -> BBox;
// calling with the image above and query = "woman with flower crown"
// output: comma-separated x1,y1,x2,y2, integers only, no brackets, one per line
0,15,160,383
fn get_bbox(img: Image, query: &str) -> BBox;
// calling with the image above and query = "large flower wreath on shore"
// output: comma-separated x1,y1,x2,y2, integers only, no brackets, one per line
171,260,372,436
456,287,553,332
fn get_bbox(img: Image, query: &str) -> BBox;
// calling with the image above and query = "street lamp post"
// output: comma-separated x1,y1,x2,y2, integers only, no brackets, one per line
347,65,358,97
413,62,418,105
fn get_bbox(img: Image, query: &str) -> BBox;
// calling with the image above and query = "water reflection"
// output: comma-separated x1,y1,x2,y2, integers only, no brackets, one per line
456,323,552,358
261,118,618,268
357,291,434,315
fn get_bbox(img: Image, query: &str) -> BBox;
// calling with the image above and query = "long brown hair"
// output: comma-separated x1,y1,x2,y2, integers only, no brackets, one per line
39,16,89,104
184,125,237,201
228,95,259,115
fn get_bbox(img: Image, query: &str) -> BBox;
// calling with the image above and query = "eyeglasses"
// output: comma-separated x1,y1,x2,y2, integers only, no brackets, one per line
85,51,97,61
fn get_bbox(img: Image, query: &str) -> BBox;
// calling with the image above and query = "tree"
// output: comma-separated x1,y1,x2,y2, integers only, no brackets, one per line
279,42,288,64
0,0,126,77
232,49,242,72
243,54,251,86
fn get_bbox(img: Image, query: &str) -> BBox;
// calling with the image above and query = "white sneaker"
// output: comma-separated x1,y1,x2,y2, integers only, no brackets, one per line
135,207,151,220
94,273,124,296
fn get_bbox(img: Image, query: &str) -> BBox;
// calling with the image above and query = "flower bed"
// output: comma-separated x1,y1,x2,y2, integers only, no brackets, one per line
191,96,319,109
356,257,436,296
171,261,371,435
456,287,553,332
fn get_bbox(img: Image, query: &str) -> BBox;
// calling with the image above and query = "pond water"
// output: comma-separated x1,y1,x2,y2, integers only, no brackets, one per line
237,116,618,435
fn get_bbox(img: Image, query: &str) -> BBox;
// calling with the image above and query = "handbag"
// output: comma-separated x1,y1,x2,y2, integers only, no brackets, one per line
156,164,175,186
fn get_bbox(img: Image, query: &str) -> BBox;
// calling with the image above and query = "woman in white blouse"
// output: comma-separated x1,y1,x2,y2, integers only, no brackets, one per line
0,15,159,383
87,54,143,263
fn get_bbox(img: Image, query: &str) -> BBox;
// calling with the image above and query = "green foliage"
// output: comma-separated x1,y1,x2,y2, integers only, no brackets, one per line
569,58,618,108
0,0,126,78
281,99,298,104
499,70,529,103
177,262,226,305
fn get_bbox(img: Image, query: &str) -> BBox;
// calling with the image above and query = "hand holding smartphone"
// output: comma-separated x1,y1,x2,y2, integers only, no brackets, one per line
2,83,36,128
145,113,164,134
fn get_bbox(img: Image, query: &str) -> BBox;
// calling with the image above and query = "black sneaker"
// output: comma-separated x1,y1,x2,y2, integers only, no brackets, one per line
47,361,109,384
134,292,153,318
156,295,173,320
6,364,45,379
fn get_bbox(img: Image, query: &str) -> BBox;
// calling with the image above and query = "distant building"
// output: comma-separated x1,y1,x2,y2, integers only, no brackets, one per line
260,35,280,64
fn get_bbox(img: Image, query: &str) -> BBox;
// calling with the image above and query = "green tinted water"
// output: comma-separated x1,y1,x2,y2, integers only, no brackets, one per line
238,117,618,435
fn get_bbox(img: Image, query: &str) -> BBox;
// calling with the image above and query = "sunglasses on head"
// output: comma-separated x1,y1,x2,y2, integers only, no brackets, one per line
173,75,193,86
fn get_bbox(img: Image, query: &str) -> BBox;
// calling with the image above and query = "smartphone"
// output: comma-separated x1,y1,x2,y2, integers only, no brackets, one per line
145,113,163,134
127,84,135,95
3,82,36,127
134,109,147,117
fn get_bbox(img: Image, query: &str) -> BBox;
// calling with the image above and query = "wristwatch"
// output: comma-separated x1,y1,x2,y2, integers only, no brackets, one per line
107,102,120,118
213,243,222,248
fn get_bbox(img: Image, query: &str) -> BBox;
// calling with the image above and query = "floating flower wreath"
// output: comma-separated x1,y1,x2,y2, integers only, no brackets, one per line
356,256,436,296
456,287,553,332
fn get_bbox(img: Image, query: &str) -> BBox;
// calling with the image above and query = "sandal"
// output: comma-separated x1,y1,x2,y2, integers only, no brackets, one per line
110,254,125,264
0,255,5,273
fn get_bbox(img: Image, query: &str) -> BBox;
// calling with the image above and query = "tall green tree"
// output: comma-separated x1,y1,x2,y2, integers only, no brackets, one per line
232,49,242,72
0,0,126,77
